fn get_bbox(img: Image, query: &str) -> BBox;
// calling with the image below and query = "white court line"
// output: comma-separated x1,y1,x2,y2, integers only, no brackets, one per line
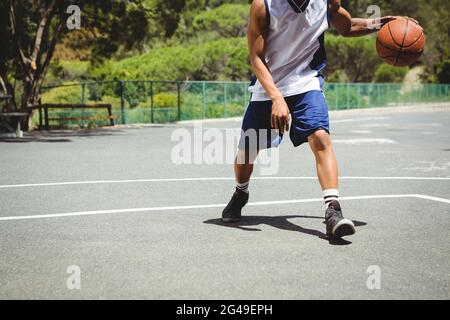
178,116,392,125
331,116,391,123
0,194,448,222
1,176,450,189
332,138,397,145
411,194,450,204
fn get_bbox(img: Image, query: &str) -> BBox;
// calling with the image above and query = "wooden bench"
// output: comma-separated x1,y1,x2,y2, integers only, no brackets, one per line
31,103,116,130
0,112,29,138
0,95,28,138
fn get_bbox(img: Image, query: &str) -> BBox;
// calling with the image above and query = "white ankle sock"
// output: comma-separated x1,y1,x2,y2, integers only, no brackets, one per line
236,181,249,193
323,189,339,207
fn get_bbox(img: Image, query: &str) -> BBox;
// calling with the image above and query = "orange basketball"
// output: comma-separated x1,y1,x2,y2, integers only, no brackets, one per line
376,17,426,67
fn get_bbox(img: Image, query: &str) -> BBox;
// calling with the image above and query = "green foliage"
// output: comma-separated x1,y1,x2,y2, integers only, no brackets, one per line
343,0,450,84
46,60,89,85
0,0,153,114
193,4,249,38
41,85,83,104
374,64,408,83
86,80,119,102
90,37,250,81
326,70,350,83
154,0,188,38
123,81,148,108
205,0,249,8
325,34,381,83
435,59,450,84
40,0,449,88
154,92,181,108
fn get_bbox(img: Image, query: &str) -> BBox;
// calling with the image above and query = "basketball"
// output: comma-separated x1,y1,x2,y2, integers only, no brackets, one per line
376,17,426,67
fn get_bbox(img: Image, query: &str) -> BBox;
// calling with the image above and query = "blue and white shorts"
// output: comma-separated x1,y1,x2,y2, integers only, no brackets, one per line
239,77,330,150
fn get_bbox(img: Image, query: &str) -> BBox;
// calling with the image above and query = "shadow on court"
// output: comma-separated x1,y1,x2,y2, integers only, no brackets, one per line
204,215,367,246
0,128,125,143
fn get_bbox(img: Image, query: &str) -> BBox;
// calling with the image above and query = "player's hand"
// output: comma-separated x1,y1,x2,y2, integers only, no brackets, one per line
271,97,290,134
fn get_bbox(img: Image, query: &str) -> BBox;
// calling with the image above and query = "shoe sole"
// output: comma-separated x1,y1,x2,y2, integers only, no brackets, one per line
332,219,356,238
221,217,241,223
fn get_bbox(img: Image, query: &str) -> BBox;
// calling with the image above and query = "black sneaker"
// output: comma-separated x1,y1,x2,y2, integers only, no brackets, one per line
221,188,249,222
325,200,355,238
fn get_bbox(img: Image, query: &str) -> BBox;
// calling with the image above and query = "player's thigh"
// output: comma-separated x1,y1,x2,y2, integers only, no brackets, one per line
287,90,330,147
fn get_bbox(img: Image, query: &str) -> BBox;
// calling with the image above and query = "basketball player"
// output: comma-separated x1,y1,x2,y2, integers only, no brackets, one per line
222,0,417,238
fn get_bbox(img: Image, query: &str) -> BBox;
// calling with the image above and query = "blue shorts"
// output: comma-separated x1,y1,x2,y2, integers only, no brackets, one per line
239,84,330,150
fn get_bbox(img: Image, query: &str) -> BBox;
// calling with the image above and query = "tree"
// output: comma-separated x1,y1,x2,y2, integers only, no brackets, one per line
0,0,149,129
155,0,188,38
325,34,381,83
192,4,249,38
373,64,408,83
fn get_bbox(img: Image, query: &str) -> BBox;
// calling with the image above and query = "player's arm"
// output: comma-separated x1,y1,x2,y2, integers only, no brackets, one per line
328,0,418,37
247,0,290,134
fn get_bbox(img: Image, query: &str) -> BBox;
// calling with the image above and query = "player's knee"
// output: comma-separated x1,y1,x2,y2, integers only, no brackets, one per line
309,130,331,152
235,149,258,165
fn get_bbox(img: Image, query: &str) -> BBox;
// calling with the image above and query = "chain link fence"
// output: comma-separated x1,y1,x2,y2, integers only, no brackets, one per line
37,80,450,128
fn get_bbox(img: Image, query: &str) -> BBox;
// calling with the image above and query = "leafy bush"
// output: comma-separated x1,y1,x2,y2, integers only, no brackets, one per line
123,81,148,108
435,59,450,84
153,92,181,108
193,4,249,38
374,64,408,83
325,34,381,83
41,85,83,104
90,37,250,81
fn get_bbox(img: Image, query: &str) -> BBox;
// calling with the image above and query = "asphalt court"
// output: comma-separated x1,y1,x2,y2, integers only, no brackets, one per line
0,107,449,299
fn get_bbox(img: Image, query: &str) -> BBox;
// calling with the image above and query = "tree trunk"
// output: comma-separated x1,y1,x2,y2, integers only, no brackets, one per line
0,76,17,112
8,0,64,131
21,75,38,131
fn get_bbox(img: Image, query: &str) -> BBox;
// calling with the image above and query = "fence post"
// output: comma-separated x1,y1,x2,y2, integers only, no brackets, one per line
177,80,181,121
44,105,49,130
81,82,86,104
346,83,350,109
120,80,126,124
81,82,86,128
357,83,360,108
150,81,154,123
224,82,227,118
38,98,43,130
334,84,338,110
244,83,248,110
377,84,380,107
202,82,206,119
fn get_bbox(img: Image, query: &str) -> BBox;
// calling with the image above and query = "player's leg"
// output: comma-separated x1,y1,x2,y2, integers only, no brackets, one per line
287,87,355,238
307,131,354,238
234,148,258,187
308,130,355,237
222,99,278,222
307,130,338,191
222,150,257,223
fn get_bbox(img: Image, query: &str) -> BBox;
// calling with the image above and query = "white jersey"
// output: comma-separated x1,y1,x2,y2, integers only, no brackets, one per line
249,0,329,101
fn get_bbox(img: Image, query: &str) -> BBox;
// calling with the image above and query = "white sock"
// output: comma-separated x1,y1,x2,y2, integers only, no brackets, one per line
236,181,249,193
323,189,339,207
